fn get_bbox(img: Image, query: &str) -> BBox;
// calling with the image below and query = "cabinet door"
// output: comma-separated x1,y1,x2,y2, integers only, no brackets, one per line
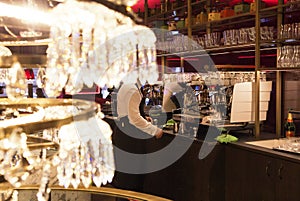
275,159,300,201
226,146,275,201
143,137,225,201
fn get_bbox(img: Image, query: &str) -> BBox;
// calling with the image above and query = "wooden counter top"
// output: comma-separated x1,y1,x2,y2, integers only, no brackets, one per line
229,138,300,164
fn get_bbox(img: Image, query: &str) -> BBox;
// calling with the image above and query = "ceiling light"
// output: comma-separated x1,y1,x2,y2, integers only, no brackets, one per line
0,2,53,25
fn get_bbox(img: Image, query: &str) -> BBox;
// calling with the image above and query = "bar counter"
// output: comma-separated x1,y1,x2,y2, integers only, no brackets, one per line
104,116,300,201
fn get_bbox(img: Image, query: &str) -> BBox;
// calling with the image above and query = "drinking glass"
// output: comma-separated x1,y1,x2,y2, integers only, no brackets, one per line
204,34,210,48
294,23,300,39
277,46,284,67
268,26,275,40
292,46,300,67
260,26,269,40
278,24,284,39
282,46,294,67
248,27,256,42
212,32,221,47
281,46,289,67
230,29,238,45
197,36,205,47
223,30,229,46
238,28,248,44
282,24,294,39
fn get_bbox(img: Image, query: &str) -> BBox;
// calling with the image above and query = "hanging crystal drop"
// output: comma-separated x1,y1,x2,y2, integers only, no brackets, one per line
70,148,81,189
6,61,27,100
59,161,72,188
52,155,61,166
36,67,46,88
64,65,83,95
80,145,92,188
37,162,51,201
70,171,81,189
44,67,66,97
81,25,94,88
92,164,103,187
81,168,92,188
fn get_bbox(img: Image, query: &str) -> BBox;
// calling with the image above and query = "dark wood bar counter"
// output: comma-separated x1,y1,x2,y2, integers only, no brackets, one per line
105,116,300,201
226,139,300,201
143,132,225,201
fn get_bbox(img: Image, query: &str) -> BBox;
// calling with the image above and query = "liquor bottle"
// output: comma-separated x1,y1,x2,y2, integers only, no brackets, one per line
284,112,296,138
173,122,178,133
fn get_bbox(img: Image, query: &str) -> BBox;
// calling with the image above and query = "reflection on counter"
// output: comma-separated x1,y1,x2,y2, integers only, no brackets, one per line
245,137,300,156
273,137,300,154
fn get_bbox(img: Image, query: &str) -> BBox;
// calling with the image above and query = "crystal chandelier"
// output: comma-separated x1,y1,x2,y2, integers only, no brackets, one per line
45,0,158,97
0,98,115,201
0,0,159,200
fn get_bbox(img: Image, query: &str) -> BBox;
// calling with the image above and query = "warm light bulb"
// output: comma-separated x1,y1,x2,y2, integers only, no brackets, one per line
0,46,12,56
0,2,53,25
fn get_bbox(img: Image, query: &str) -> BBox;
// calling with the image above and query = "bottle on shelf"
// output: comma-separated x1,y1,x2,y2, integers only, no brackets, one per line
208,7,220,22
284,111,296,138
220,6,235,19
160,0,165,13
196,9,208,25
234,0,250,15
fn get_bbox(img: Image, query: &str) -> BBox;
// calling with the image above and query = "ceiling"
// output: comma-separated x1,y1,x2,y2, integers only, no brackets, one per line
0,0,281,42
0,0,281,54
0,0,62,43
0,0,65,60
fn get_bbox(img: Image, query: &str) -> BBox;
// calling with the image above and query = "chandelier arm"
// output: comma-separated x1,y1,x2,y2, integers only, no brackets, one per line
4,25,18,38
26,136,60,150
84,0,144,25
0,98,97,138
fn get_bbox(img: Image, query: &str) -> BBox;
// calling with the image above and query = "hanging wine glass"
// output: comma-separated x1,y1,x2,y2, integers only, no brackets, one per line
278,46,288,68
283,46,294,67
292,46,300,68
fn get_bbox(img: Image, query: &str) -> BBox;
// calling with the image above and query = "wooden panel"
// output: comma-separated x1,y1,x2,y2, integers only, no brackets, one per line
275,159,300,201
143,135,225,201
225,146,275,201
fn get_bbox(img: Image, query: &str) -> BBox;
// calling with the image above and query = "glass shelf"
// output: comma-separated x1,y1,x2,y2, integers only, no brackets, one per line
157,42,278,57
259,1,300,12
215,65,255,70
261,39,300,45
258,67,300,71
0,98,97,135
147,0,206,22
